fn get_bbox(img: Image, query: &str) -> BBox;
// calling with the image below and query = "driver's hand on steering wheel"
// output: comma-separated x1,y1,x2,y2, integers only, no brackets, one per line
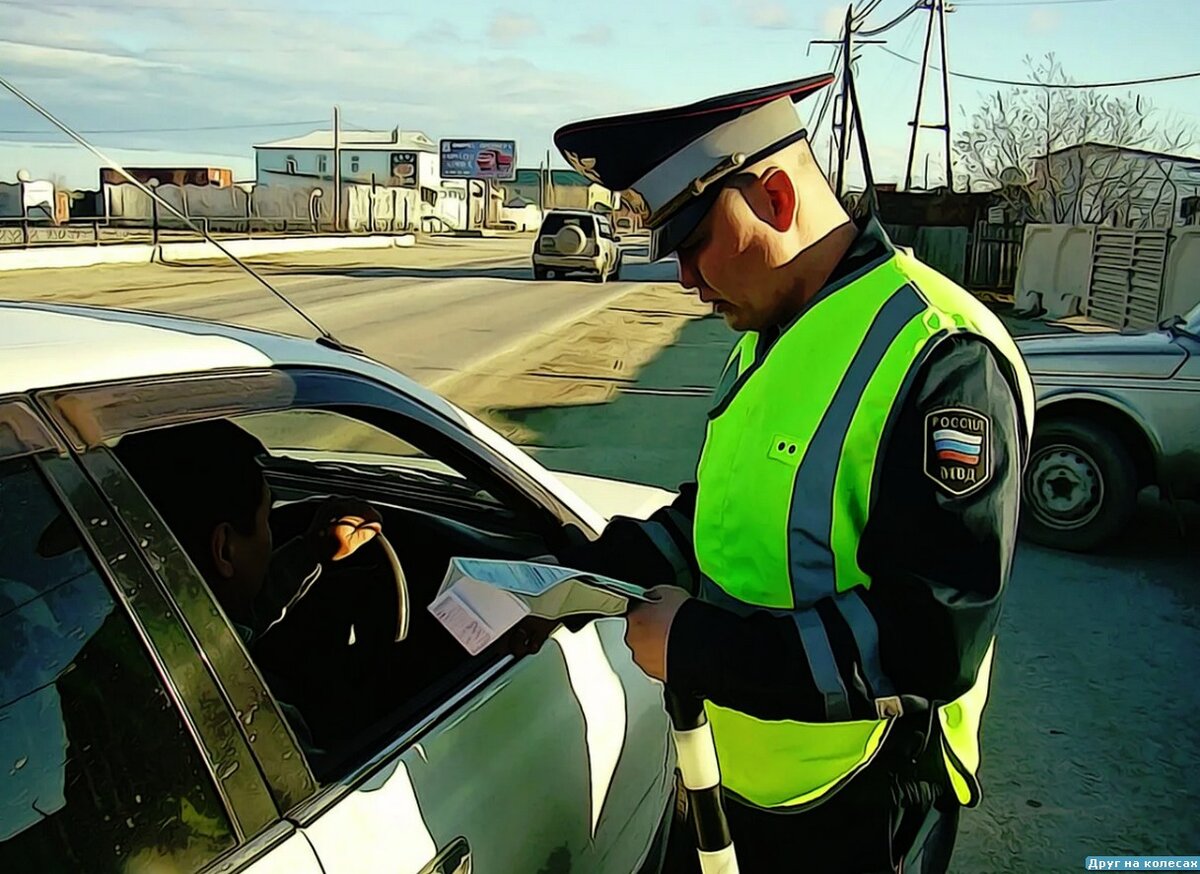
304,497,383,562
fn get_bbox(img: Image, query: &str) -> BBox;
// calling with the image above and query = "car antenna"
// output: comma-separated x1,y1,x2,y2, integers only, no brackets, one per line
0,74,363,355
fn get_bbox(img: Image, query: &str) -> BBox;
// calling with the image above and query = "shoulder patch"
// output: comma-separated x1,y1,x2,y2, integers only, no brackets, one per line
923,407,992,497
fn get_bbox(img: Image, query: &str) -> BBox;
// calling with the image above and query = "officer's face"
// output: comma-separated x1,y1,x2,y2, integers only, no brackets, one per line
675,175,796,331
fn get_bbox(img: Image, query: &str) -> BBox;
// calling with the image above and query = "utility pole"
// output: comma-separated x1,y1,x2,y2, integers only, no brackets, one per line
904,0,954,192
332,104,342,232
937,0,954,192
836,5,853,198
545,148,553,210
809,5,885,199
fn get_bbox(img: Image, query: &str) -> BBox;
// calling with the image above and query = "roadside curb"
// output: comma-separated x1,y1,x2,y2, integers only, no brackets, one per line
0,233,417,272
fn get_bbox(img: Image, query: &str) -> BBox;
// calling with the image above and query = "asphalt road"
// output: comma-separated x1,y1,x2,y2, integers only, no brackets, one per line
0,235,673,387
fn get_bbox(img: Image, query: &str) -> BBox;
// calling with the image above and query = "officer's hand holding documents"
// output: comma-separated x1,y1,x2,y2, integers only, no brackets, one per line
428,557,651,655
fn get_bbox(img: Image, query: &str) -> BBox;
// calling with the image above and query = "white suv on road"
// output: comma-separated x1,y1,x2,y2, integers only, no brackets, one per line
532,209,622,282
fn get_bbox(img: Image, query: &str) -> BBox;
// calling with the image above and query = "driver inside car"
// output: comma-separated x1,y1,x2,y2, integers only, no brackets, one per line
112,420,384,753
113,420,383,646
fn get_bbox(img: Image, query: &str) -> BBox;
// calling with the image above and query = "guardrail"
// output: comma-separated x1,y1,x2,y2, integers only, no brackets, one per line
0,216,424,249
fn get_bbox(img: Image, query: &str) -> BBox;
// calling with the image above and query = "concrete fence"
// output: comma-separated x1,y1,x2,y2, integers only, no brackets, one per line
107,183,331,225
105,182,473,233
1015,223,1200,323
1014,225,1098,318
1163,228,1200,320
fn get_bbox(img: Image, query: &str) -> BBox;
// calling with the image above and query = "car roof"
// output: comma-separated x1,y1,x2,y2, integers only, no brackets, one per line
0,300,452,421
0,299,610,533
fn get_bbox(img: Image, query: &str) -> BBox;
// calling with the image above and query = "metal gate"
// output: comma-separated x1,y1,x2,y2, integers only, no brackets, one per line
1085,228,1170,329
967,219,1024,291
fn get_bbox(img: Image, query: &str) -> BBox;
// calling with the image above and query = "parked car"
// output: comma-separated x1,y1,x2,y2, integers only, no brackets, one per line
0,301,678,874
533,209,622,282
1015,302,1200,552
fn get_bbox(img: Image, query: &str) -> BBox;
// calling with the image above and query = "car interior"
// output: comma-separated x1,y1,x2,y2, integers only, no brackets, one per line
109,411,585,783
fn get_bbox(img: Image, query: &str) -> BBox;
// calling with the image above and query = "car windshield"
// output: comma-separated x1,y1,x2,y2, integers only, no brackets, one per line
539,213,595,236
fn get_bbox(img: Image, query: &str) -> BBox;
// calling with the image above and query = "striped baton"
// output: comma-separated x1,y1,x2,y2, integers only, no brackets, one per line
667,690,739,874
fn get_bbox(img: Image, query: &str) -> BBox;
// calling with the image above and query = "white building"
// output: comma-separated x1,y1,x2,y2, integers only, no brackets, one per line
253,128,469,230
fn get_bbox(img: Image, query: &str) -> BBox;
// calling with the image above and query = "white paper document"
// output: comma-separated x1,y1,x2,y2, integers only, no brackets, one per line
427,557,650,656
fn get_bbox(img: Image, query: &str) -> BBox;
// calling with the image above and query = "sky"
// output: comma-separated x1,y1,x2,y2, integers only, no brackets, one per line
0,0,1197,190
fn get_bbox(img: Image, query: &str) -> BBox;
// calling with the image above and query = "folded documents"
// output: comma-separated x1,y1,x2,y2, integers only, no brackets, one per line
428,557,650,656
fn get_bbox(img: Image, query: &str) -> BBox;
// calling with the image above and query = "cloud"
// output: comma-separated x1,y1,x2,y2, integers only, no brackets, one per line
698,5,720,26
0,39,183,73
1028,9,1060,33
406,20,463,46
735,0,793,29
573,24,613,45
0,0,640,180
486,11,541,46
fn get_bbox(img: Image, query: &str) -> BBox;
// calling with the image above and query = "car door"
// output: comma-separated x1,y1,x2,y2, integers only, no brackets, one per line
36,367,676,874
0,398,324,874
300,618,673,874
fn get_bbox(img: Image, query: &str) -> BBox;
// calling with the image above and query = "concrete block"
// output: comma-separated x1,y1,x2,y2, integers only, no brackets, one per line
0,243,154,272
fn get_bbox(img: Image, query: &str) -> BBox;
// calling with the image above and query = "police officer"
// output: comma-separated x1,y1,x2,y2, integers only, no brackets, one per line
551,75,1035,873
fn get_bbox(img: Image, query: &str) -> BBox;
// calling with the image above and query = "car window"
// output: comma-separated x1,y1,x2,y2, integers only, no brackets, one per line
539,213,595,236
597,218,614,239
0,455,236,874
89,375,565,788
234,407,502,506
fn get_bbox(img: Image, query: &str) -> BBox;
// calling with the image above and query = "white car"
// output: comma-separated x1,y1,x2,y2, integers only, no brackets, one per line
532,210,623,282
0,300,679,874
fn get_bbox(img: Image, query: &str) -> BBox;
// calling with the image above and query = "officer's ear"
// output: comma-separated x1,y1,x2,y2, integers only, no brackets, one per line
753,169,796,233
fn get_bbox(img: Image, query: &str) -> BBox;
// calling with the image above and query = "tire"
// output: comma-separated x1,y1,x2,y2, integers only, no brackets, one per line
1020,417,1138,552
533,266,546,280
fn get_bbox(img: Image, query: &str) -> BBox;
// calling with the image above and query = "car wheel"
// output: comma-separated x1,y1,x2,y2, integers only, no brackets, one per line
533,267,546,280
1020,417,1138,552
545,269,557,280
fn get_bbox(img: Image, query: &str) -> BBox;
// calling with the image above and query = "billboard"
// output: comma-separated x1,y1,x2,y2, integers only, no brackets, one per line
439,140,516,181
390,152,419,188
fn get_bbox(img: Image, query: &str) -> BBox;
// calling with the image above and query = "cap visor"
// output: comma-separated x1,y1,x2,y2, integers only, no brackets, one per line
648,190,718,262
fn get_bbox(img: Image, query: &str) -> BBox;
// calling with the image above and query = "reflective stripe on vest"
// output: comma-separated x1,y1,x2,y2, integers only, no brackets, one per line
693,250,1032,810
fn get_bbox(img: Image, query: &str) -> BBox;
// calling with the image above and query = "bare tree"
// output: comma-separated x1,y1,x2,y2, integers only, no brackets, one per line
954,54,1196,226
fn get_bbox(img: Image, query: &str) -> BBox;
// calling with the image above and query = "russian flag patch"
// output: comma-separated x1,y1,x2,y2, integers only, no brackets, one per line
924,407,991,496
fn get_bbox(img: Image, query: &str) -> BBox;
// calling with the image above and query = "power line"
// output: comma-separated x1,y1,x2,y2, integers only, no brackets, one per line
877,46,1200,87
853,0,888,22
859,0,925,36
0,119,326,135
953,0,1117,6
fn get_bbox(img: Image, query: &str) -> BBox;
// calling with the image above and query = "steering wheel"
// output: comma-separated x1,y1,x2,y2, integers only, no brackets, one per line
374,532,410,642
